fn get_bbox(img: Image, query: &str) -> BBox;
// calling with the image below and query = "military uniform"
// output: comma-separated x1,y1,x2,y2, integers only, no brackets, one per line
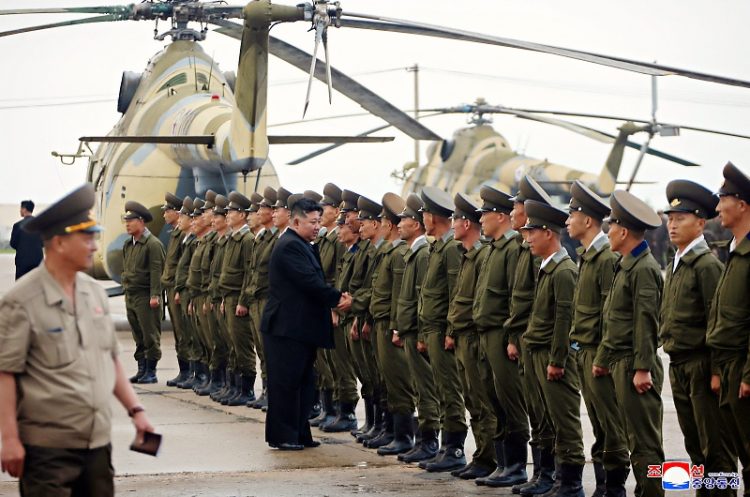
595,190,665,497
173,198,199,388
121,200,165,383
186,203,214,385
706,163,750,493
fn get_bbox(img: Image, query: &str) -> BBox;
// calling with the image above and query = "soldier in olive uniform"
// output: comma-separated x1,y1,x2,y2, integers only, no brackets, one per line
174,198,200,389
372,193,419,456
445,193,497,480
707,162,750,493
122,200,165,384
593,190,665,497
472,185,528,489
566,180,629,497
394,194,441,463
522,200,586,497
245,187,278,409
311,184,345,427
506,176,554,496
161,193,189,387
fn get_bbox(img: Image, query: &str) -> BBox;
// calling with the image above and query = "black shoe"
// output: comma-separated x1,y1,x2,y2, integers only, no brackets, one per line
303,440,321,448
226,373,256,406
321,402,358,433
176,361,197,389
310,389,334,427
459,462,495,480
129,359,145,383
361,407,388,445
400,432,438,463
425,433,466,473
553,463,584,497
166,358,189,387
270,442,304,451
351,396,374,437
137,359,158,384
604,467,629,497
451,463,473,477
478,434,528,487
191,363,209,393
518,448,555,496
196,368,225,396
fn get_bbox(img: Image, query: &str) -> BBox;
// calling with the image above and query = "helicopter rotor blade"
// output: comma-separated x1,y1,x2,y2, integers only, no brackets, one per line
287,123,393,165
268,135,393,144
303,25,324,117
338,16,750,89
323,29,333,104
0,6,131,15
0,13,123,38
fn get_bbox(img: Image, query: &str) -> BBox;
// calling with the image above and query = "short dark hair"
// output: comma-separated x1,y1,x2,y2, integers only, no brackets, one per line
21,200,34,213
291,198,323,219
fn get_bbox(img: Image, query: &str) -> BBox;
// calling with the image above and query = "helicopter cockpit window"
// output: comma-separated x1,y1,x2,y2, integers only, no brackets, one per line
196,72,208,89
158,73,188,92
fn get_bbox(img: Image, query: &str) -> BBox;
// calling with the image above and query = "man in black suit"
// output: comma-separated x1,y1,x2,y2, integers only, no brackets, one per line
261,197,352,450
10,200,43,280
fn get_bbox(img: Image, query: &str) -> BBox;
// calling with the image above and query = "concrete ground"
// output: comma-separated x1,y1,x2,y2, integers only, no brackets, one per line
0,254,739,496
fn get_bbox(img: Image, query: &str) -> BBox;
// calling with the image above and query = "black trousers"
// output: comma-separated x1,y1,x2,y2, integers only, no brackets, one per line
20,444,114,497
263,333,318,446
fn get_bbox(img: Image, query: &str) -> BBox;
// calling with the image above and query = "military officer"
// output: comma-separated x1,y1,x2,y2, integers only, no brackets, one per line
0,184,154,497
445,193,497,480
472,185,528,488
394,194,441,463
707,162,750,494
121,200,165,384
173,198,200,389
522,199,586,497
593,190,665,497
566,180,629,497
161,192,189,387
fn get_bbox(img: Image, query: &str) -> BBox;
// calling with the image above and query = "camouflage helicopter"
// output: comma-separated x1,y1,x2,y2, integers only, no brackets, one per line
3,0,750,281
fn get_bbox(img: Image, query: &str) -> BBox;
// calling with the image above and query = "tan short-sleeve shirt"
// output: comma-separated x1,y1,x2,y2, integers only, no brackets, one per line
0,265,120,449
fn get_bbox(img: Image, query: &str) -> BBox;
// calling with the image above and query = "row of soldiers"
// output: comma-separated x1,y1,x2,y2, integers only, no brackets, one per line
118,162,750,497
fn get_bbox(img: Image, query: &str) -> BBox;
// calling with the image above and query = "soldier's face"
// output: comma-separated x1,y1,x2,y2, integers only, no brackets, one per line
510,202,527,231
345,211,361,233
124,218,144,236
422,211,435,235
716,195,747,229
525,228,546,256
212,213,227,232
272,207,290,227
258,206,273,225
452,218,468,241
607,223,626,252
226,210,245,229
359,219,379,240
398,217,418,241
321,205,339,226
178,214,191,231
163,208,179,225
667,212,704,248
58,232,97,271
292,211,321,242
480,211,502,238
566,211,588,240
202,210,213,228
248,211,260,230
338,223,353,244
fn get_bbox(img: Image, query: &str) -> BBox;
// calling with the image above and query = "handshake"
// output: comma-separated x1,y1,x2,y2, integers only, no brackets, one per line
337,292,353,312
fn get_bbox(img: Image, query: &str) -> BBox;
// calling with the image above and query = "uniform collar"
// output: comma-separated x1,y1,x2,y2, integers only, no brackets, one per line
464,240,485,260
620,241,651,270
411,234,427,252
673,235,707,270
730,233,750,255
491,229,517,249
581,232,610,262
255,227,266,240
375,237,385,249
132,229,151,245
40,264,90,313
232,224,250,239
540,248,568,273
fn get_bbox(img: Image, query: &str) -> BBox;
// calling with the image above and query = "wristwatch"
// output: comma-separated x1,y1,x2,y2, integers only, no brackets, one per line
128,405,145,417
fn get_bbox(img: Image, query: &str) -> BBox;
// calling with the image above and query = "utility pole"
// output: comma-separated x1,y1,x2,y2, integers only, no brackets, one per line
407,63,420,165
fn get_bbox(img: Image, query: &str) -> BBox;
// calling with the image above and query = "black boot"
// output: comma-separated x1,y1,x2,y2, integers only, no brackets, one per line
227,373,255,406
166,358,189,387
478,433,529,487
215,368,236,403
538,459,562,497
591,462,606,497
513,446,541,494
192,363,209,393
352,396,374,437
250,378,267,409
418,431,447,469
196,368,224,396
604,467,629,497
364,409,393,448
555,463,584,497
425,431,467,472
358,402,384,444
318,401,339,431
221,373,243,405
458,462,495,480
378,412,415,456
517,448,555,496
308,389,322,420
129,359,145,383
321,402,358,432
399,429,439,463
176,361,197,389
310,389,333,427
137,359,158,384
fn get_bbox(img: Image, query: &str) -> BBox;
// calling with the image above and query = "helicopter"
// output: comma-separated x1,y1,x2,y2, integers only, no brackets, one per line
2,0,750,282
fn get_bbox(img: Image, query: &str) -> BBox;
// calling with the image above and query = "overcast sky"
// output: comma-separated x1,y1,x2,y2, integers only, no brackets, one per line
1,0,749,208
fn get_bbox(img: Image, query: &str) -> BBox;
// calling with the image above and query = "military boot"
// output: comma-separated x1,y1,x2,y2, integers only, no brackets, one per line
137,359,158,384
176,361,197,389
425,431,467,472
310,389,333,427
308,389,322,420
377,412,415,456
192,363,209,393
592,462,606,497
358,402,384,444
129,359,145,383
227,373,255,406
364,409,393,448
352,396,374,438
517,447,555,496
249,378,267,409
166,358,189,387
604,467,629,497
399,429,439,463
478,433,528,487
513,446,541,494
537,459,562,497
221,372,243,405
321,402,357,432
196,368,224,396
317,401,339,431
215,368,236,403
418,431,447,469
554,463,584,497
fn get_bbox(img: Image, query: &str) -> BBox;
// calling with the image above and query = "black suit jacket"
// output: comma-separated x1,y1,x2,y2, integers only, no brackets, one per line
10,217,43,270
261,229,341,349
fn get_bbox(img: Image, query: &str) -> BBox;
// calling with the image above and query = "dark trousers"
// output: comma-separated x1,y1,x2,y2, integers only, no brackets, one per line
263,333,317,446
20,444,114,497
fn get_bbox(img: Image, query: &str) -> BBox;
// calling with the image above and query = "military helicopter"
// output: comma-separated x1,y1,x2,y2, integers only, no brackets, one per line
3,0,750,281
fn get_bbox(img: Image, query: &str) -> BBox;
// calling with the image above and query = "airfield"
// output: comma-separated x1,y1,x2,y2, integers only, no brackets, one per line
0,253,733,497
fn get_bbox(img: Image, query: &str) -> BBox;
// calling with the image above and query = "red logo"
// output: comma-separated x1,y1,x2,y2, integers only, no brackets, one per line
648,465,663,478
691,465,704,478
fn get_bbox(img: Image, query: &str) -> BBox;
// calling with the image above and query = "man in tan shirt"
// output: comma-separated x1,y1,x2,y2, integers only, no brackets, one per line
0,184,154,497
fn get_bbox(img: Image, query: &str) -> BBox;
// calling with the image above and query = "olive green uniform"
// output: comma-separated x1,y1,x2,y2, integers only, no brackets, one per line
207,231,231,370
313,225,343,392
570,234,629,470
595,242,665,497
349,238,380,399
707,234,750,492
448,240,496,468
397,236,440,433
175,233,198,361
161,225,186,361
246,226,278,382
122,230,165,362
523,249,585,465
186,232,213,364
420,232,467,435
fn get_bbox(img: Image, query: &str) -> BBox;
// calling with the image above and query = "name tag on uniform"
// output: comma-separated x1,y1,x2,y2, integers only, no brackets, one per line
47,327,63,333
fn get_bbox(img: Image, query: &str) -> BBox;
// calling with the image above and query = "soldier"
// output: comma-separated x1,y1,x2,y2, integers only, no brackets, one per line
121,200,165,384
372,193,418,456
311,183,346,428
173,198,200,389
217,191,256,406
593,190,665,497
472,185,528,488
245,186,278,409
566,180,629,497
394,194,441,463
445,193,496,480
707,162,750,493
160,193,189,387
506,176,555,496
522,199,586,497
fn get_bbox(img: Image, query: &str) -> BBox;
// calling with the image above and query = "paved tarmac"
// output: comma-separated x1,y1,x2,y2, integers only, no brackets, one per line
0,254,740,496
